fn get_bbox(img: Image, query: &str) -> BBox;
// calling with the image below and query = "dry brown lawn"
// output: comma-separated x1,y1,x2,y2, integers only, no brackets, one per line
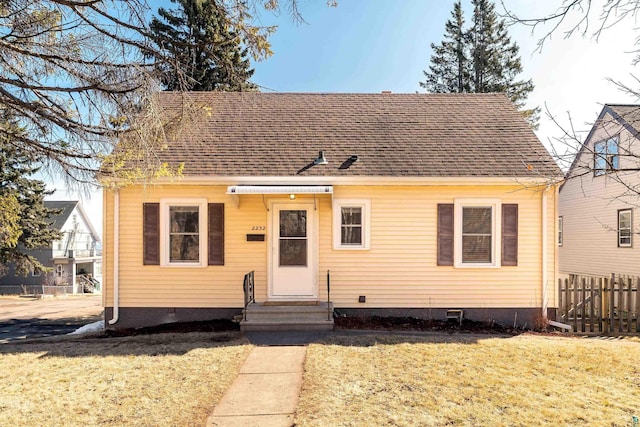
296,333,640,427
0,332,251,427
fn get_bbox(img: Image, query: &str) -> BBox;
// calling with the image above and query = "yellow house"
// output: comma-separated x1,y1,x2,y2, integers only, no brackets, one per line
103,92,562,330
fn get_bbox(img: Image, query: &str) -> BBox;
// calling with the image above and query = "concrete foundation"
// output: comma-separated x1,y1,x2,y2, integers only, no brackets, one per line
104,307,242,329
105,306,557,330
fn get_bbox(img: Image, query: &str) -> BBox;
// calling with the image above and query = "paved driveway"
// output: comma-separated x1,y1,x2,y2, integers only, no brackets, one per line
0,295,103,343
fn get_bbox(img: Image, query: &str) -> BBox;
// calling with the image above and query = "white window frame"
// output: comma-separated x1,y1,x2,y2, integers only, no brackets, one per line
160,198,208,267
333,199,371,250
558,216,563,247
454,199,501,268
618,209,632,248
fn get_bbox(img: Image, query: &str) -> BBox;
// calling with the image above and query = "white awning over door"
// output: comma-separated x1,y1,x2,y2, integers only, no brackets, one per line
226,185,333,207
226,185,333,195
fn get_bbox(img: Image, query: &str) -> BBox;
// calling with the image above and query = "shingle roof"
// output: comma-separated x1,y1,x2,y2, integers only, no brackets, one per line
44,201,78,231
147,92,561,178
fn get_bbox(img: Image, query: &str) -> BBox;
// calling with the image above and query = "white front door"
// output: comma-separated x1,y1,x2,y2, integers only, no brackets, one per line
270,203,317,299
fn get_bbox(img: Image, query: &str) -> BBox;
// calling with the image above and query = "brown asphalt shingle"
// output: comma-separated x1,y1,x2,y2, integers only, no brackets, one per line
148,92,561,178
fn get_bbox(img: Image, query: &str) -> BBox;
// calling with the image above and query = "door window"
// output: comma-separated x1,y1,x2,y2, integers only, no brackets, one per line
279,210,307,266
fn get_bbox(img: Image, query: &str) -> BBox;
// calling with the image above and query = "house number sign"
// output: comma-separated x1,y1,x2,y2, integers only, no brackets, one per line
251,226,266,231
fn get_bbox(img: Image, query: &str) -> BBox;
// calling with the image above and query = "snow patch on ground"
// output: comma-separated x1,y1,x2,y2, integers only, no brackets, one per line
69,320,104,335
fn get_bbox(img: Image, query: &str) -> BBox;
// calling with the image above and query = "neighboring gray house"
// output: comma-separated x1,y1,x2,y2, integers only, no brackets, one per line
0,201,102,295
559,104,640,277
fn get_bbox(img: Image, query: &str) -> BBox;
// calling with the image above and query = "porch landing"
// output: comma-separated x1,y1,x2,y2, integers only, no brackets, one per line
240,302,334,332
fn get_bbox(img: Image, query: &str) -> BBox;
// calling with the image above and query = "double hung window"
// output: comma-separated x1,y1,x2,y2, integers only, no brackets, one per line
438,199,517,268
143,200,224,267
558,216,563,247
618,209,632,247
333,200,370,250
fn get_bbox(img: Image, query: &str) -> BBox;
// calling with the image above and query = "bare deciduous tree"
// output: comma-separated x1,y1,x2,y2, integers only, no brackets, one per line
0,0,318,186
502,0,640,54
503,0,640,190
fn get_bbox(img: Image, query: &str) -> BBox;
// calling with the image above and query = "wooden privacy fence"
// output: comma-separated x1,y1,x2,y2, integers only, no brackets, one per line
558,274,640,334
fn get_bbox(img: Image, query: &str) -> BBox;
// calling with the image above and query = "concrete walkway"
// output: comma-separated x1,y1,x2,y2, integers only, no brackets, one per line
206,345,307,427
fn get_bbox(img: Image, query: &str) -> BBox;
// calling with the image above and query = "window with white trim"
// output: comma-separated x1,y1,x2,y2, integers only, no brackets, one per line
454,199,500,267
594,136,619,176
558,216,563,247
333,199,370,250
160,199,207,266
618,209,632,248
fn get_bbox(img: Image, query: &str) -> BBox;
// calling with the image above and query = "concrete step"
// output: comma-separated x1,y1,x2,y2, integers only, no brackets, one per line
245,308,333,321
241,302,334,332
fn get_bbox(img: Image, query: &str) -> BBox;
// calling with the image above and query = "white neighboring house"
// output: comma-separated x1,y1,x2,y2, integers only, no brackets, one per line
559,104,640,277
0,200,102,295
48,201,102,292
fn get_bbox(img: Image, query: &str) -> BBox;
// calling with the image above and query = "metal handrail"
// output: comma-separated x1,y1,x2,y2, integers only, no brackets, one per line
327,269,331,321
243,270,255,321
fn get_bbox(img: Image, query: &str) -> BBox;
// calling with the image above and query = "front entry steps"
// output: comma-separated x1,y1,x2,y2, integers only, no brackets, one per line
240,301,334,331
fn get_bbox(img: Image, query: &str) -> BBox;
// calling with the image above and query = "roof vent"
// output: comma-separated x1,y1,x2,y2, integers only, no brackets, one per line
314,150,328,165
381,91,392,94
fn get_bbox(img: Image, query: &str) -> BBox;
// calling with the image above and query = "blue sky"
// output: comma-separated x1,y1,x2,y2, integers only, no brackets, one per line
250,0,446,93
54,0,639,233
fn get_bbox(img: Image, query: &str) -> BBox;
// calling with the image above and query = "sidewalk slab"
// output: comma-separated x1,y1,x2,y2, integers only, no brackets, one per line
207,414,294,427
211,372,301,415
240,346,306,373
206,346,306,427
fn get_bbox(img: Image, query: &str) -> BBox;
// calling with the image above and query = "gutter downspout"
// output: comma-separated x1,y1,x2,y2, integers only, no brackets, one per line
545,184,572,331
108,189,120,325
541,185,549,321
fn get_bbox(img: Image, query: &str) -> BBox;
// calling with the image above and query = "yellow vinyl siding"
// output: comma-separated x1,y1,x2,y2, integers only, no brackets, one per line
104,183,557,310
322,186,555,310
104,186,269,307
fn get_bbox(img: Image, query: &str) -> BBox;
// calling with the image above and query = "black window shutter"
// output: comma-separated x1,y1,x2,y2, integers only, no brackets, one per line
501,204,518,266
208,203,225,266
437,204,454,266
143,203,160,265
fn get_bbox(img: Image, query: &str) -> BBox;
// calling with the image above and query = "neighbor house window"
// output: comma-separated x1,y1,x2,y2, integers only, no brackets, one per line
160,199,208,267
618,209,632,247
558,216,563,247
454,199,501,267
31,267,41,277
333,199,370,249
594,137,619,176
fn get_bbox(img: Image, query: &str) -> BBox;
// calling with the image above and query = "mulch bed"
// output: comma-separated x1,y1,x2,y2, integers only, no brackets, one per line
102,319,240,338
334,315,524,335
100,316,534,338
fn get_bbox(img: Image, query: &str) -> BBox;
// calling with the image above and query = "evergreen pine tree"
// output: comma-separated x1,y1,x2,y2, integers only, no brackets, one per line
420,1,469,93
149,0,257,92
421,0,538,127
0,116,61,277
